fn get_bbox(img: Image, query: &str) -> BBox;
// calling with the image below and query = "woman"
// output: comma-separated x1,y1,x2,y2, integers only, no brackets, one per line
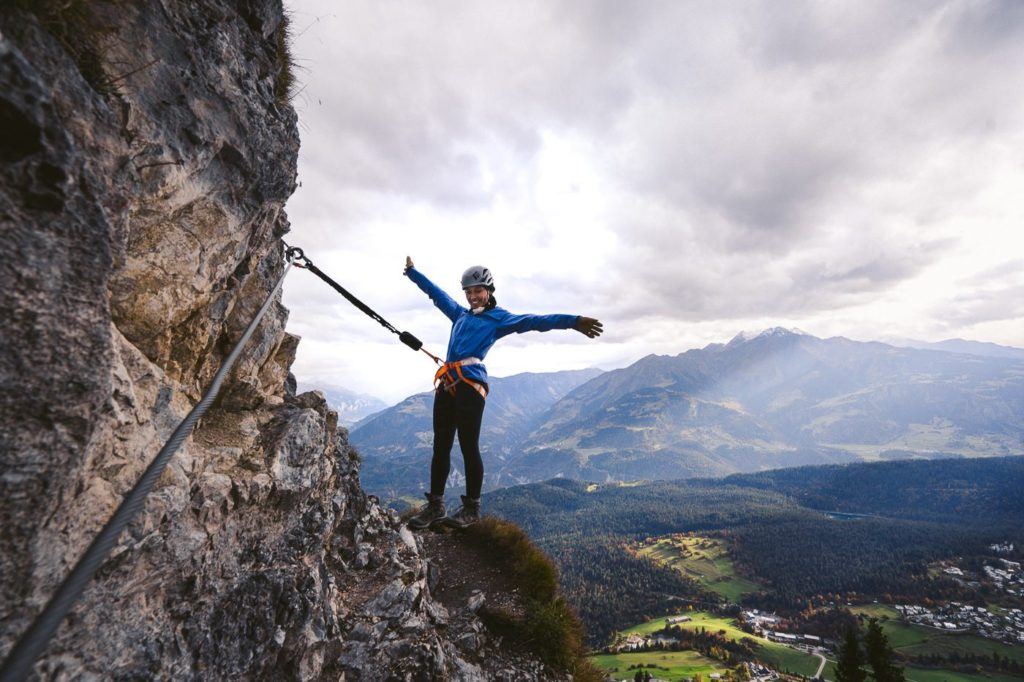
404,256,603,529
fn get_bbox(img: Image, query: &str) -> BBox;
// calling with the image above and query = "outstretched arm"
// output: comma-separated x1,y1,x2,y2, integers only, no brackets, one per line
404,256,465,322
495,311,604,339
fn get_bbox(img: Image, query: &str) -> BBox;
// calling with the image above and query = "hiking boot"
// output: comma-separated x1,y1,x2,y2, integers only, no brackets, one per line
408,493,445,530
440,495,481,529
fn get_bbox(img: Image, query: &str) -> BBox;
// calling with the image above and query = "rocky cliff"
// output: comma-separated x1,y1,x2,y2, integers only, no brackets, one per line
0,2,567,679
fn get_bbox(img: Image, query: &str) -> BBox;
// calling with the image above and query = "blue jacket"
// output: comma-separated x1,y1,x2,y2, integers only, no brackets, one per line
406,266,579,388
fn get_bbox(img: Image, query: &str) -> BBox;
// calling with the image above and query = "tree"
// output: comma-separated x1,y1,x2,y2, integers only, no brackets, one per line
834,626,867,682
864,618,906,682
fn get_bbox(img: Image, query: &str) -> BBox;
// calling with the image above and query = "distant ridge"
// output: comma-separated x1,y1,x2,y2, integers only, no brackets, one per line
716,455,1024,524
492,328,1024,484
356,328,1024,496
883,336,1024,360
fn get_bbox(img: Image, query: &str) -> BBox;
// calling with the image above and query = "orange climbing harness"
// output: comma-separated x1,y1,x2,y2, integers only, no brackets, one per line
434,357,488,400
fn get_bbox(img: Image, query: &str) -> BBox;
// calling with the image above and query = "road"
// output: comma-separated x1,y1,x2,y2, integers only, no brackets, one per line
812,652,826,679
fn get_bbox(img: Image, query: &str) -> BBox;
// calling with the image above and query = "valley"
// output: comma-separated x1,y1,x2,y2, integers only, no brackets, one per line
353,331,1024,680
483,457,1024,681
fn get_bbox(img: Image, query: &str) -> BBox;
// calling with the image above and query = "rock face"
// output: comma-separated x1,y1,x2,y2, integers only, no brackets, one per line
0,2,559,679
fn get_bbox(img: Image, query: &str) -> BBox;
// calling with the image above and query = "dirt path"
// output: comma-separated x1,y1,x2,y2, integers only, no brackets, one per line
419,527,525,619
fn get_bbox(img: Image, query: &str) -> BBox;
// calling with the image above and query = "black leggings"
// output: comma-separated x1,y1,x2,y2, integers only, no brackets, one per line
430,382,486,499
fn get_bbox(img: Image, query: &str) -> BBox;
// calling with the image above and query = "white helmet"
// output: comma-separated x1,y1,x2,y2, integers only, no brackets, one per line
461,265,495,291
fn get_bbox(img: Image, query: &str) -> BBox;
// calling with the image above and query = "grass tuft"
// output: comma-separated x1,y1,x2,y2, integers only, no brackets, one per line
273,11,296,104
464,517,604,679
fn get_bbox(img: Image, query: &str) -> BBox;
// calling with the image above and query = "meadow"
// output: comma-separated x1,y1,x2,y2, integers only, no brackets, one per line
589,650,724,682
634,535,761,602
606,612,824,678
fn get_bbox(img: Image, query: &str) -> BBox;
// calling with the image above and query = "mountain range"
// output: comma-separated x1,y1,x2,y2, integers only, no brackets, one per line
351,329,1024,498
350,368,604,497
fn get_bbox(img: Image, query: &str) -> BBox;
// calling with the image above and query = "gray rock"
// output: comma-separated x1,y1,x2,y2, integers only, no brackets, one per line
425,599,450,626
457,633,484,653
467,591,486,613
400,615,427,635
399,525,417,551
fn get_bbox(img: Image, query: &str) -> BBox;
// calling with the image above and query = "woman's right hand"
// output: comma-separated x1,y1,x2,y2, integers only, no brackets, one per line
405,256,414,273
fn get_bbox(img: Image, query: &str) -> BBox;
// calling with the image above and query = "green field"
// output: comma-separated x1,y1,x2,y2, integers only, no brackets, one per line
607,612,823,678
903,667,1024,682
850,605,1024,664
636,535,761,602
590,650,725,681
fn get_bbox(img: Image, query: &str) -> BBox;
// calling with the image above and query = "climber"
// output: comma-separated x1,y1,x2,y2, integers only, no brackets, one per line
404,256,603,530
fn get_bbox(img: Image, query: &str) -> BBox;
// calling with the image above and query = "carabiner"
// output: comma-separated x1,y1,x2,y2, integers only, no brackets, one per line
284,244,311,268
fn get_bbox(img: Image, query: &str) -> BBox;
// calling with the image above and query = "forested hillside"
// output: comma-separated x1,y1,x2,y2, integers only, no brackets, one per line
718,456,1024,523
485,458,1024,644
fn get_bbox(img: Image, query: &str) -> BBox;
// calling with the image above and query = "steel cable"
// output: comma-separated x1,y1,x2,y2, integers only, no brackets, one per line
284,245,436,361
0,257,294,682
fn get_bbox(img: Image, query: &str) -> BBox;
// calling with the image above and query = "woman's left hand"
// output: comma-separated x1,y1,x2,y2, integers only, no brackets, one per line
575,317,603,339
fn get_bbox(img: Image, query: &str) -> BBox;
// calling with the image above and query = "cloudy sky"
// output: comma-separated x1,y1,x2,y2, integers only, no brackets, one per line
280,0,1024,403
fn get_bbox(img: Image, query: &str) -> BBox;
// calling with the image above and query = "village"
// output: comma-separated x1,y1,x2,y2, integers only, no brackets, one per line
943,555,1024,595
741,610,830,651
982,556,1024,596
896,602,1024,643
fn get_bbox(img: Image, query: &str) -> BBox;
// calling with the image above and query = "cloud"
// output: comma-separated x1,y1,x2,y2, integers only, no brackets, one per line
958,260,1024,288
939,284,1024,327
280,0,1024,400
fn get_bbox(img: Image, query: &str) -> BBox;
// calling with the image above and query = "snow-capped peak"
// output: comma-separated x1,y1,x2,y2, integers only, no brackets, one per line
728,327,810,344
